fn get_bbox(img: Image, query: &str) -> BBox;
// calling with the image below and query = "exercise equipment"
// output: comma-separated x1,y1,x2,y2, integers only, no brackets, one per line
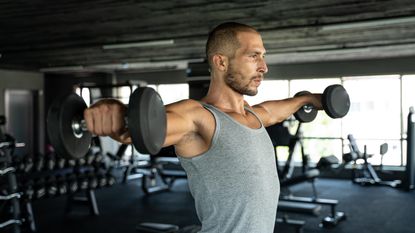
0,122,24,233
345,134,402,188
266,121,346,228
138,146,187,195
47,87,166,159
402,107,415,191
294,91,318,123
294,84,350,123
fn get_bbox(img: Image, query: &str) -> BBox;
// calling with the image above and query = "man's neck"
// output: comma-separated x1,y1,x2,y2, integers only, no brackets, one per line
201,77,247,115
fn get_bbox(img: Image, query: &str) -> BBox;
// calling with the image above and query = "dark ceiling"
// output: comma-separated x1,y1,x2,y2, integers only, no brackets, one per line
1,0,415,73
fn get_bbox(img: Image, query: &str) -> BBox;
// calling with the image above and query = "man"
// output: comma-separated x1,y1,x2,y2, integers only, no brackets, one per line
84,22,322,233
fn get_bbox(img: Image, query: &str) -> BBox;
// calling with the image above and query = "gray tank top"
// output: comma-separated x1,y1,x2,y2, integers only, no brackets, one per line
178,103,280,233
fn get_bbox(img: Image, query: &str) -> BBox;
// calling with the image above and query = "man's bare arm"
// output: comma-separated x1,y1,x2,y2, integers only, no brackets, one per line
163,100,199,147
253,94,322,127
84,99,199,148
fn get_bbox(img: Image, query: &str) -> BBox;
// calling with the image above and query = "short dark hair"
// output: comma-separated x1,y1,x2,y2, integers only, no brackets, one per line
205,22,257,67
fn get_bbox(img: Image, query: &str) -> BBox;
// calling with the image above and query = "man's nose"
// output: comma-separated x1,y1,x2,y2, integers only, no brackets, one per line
258,57,268,74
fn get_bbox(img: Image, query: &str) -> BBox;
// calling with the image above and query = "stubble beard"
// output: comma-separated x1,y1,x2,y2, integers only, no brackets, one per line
225,70,258,96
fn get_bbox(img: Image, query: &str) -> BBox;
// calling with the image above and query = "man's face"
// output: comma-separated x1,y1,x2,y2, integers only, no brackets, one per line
225,31,268,96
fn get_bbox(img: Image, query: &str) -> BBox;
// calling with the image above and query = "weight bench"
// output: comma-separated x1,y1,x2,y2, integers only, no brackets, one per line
278,169,346,227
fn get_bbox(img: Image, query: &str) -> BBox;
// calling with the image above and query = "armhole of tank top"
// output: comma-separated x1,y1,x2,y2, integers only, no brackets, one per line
178,102,220,160
244,106,264,128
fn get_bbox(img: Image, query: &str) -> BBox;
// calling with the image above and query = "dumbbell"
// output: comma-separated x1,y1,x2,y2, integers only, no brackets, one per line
93,153,103,164
22,181,35,200
46,176,58,197
34,178,46,199
47,87,166,160
55,175,68,195
106,172,116,187
294,84,350,123
85,153,95,165
34,156,44,172
66,174,79,193
56,157,66,169
66,159,76,168
44,154,56,171
22,157,34,173
77,173,89,190
76,158,86,167
97,174,108,188
87,173,98,189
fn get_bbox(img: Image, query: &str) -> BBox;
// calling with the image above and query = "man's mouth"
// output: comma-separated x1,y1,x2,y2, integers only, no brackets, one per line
252,76,263,86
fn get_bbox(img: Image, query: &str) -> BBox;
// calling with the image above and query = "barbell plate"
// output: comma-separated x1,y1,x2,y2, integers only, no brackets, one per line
322,85,350,118
128,87,167,155
47,93,92,159
294,91,318,123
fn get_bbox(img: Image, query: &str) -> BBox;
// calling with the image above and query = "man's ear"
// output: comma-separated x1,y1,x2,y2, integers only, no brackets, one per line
212,54,228,72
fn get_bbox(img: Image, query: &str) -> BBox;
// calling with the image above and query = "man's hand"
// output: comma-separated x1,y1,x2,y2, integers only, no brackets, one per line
83,99,131,144
305,93,323,110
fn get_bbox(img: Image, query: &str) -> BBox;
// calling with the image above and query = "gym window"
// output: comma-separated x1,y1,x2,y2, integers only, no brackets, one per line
150,84,189,105
254,75,415,167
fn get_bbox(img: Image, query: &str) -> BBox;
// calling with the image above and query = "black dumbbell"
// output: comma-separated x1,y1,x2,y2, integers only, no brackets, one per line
66,174,79,193
87,173,98,189
55,175,68,195
76,158,86,167
85,153,95,165
47,87,166,160
94,153,103,164
23,157,34,173
66,159,76,168
294,84,350,123
56,157,66,169
44,154,56,171
34,156,44,172
46,176,58,197
77,173,89,190
22,181,35,200
105,172,116,187
34,178,46,199
97,173,107,188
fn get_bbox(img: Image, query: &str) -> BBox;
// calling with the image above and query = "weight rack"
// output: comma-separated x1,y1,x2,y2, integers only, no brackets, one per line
0,131,25,233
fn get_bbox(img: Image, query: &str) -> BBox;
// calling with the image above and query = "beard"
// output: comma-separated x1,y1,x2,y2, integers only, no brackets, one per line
225,67,260,96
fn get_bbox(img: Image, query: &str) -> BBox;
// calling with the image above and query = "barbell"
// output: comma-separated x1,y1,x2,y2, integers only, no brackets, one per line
47,87,167,159
294,84,350,123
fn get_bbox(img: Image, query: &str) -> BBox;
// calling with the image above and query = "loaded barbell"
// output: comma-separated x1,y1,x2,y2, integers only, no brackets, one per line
47,87,167,159
294,84,350,123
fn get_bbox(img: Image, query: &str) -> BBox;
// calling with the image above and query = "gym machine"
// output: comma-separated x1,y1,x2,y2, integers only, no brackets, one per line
140,146,187,195
343,134,402,188
402,107,415,191
267,121,346,228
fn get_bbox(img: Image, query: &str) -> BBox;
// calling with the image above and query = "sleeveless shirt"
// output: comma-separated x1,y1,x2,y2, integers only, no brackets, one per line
178,103,280,233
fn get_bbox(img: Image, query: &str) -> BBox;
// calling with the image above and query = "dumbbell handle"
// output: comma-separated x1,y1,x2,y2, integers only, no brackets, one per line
71,118,129,138
301,105,315,112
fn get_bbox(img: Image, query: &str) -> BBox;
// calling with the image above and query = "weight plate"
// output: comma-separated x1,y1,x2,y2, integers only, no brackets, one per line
47,93,92,159
128,87,167,155
322,85,350,118
294,91,318,123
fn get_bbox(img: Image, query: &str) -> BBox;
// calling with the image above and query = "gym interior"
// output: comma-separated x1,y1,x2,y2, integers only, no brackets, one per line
1,1,415,233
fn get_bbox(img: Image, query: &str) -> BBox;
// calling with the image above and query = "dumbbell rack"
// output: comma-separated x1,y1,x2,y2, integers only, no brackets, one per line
0,134,25,233
13,148,116,231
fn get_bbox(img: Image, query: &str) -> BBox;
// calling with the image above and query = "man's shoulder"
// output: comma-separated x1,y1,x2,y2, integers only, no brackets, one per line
165,99,211,117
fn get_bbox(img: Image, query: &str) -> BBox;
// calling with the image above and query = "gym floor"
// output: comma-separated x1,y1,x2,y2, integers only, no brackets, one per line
30,174,415,233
